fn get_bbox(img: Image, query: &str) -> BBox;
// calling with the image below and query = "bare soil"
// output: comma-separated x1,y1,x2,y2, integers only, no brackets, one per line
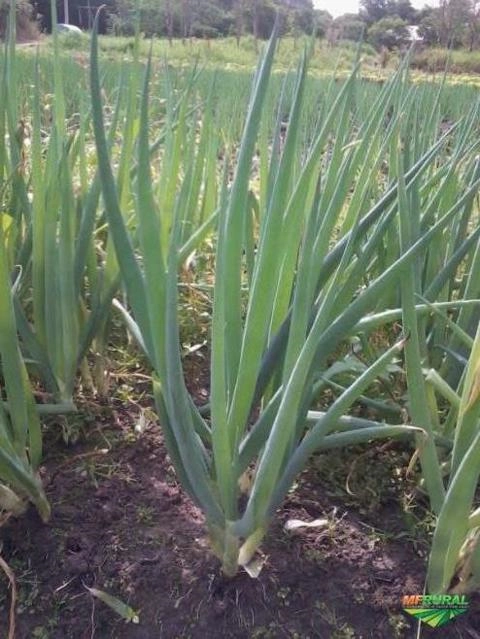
1,386,479,639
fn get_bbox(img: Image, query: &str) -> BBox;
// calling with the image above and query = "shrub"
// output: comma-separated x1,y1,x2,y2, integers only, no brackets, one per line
413,47,480,74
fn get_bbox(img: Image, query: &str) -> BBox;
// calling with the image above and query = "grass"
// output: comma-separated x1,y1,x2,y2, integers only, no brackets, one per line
45,33,379,74
16,33,480,95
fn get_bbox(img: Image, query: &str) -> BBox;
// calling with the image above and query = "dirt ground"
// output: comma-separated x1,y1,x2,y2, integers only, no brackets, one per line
1,386,479,639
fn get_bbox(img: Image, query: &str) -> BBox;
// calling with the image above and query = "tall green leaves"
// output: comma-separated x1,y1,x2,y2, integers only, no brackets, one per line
427,324,480,593
89,13,480,579
0,0,50,520
90,17,224,528
210,25,279,521
0,223,50,521
397,153,445,513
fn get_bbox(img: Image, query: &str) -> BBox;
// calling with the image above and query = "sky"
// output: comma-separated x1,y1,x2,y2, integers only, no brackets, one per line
313,0,440,18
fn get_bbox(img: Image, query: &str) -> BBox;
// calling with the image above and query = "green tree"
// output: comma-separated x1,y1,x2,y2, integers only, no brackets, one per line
361,0,417,24
106,0,319,40
439,0,474,47
190,1,232,38
329,13,365,43
360,0,389,24
388,0,417,22
418,8,442,45
418,0,474,47
291,4,316,36
368,14,409,49
313,8,332,37
465,0,480,49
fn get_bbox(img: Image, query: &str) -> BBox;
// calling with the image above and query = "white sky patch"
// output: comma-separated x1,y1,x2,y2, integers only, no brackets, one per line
313,0,440,18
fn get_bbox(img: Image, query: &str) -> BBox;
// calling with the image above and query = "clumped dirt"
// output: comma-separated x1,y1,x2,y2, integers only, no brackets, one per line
1,394,479,638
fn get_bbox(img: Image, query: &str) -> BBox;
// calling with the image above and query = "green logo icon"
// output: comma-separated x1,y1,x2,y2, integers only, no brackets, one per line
402,594,470,628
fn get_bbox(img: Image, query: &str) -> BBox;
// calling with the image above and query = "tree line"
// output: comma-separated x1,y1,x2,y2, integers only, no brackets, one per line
360,0,480,50
20,0,321,40
2,0,480,51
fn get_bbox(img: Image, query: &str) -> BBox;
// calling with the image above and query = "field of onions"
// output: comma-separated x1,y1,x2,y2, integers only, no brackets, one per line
1,9,480,639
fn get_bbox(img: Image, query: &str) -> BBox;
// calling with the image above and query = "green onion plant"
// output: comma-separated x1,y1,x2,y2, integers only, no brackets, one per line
91,17,480,576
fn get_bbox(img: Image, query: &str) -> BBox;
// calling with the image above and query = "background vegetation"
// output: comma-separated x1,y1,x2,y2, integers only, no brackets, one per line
1,0,480,52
